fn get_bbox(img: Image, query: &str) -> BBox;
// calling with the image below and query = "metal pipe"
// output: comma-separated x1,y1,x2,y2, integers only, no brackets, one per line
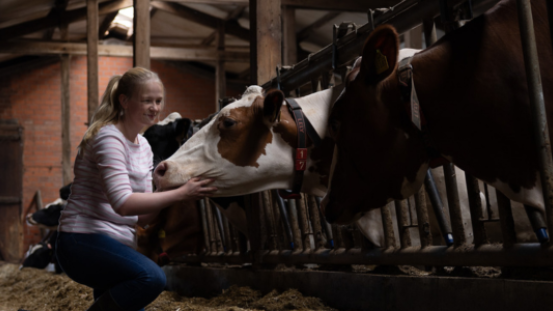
465,174,489,246
414,186,432,248
222,213,233,254
424,170,454,246
394,199,412,248
316,196,335,248
443,164,468,247
262,191,278,250
307,195,326,249
496,190,517,247
524,205,549,243
204,199,220,255
287,198,304,251
213,205,227,253
516,0,553,245
260,0,489,91
198,199,211,254
380,202,396,250
272,190,295,250
296,195,312,252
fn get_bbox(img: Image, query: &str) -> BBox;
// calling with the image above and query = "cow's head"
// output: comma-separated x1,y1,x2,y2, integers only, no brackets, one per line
153,86,300,195
143,112,192,168
321,25,429,224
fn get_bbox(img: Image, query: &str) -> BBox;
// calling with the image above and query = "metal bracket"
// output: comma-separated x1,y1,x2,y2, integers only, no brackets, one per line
332,22,358,70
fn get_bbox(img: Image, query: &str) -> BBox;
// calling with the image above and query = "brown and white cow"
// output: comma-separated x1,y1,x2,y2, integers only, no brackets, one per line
322,0,552,224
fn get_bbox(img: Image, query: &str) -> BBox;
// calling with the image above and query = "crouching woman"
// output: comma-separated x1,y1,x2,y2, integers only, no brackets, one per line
56,67,216,311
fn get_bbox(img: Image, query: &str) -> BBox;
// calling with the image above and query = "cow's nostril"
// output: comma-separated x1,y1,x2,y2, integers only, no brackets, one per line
155,162,168,177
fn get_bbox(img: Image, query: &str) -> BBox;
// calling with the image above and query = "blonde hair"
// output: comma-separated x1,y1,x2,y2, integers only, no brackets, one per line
78,67,164,153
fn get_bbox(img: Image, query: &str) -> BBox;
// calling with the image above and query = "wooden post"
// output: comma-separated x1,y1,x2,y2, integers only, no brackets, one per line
249,0,281,85
60,24,72,185
133,0,150,69
282,6,296,66
86,0,99,124
215,20,226,111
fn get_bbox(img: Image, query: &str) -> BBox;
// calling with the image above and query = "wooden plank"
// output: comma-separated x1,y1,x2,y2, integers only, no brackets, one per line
133,0,150,69
282,6,297,65
250,0,281,85
0,197,21,205
87,0,99,124
0,41,250,61
0,0,133,41
215,20,226,111
151,1,249,42
43,0,70,40
157,0,399,11
61,24,72,185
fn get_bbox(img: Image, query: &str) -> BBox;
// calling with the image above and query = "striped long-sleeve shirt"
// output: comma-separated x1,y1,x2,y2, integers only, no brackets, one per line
58,124,153,248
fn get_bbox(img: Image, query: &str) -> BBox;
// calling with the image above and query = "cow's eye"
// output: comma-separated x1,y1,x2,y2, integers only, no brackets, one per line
223,118,237,128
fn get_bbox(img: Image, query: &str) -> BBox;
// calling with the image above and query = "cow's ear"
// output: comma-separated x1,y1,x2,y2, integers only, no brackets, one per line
360,25,399,85
174,118,192,142
263,89,284,123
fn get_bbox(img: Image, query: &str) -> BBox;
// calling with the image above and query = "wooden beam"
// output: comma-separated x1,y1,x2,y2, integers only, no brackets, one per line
43,0,70,40
282,6,297,65
250,0,281,85
0,0,133,41
157,0,399,12
99,11,119,38
133,0,150,69
297,11,340,41
151,1,249,42
60,23,72,185
216,20,225,111
0,41,250,62
87,0,99,124
201,5,245,46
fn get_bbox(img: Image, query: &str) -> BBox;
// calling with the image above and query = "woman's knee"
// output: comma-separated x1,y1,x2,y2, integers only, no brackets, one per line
143,265,166,293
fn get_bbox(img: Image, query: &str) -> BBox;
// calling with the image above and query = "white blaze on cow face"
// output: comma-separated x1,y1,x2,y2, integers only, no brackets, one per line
154,86,337,197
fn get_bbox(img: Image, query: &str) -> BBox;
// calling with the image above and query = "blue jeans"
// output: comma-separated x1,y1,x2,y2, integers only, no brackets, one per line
56,232,166,311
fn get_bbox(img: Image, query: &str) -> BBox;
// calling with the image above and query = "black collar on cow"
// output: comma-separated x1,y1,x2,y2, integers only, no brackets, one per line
397,57,449,168
278,98,322,199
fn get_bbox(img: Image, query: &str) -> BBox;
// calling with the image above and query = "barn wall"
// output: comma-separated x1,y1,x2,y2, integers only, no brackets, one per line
0,56,244,259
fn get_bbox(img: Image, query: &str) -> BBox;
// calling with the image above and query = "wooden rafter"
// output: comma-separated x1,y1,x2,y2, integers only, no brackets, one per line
201,5,246,46
43,0,71,40
155,0,399,12
150,1,249,42
98,11,119,38
0,0,132,41
0,41,250,62
297,11,340,41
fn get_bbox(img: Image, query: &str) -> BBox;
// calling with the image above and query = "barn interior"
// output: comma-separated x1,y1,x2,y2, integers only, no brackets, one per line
1,0,553,310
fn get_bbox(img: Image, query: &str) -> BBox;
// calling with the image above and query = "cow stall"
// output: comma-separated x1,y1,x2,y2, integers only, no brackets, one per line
158,0,553,310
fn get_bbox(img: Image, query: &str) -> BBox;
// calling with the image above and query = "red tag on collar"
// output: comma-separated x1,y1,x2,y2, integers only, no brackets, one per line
295,148,308,171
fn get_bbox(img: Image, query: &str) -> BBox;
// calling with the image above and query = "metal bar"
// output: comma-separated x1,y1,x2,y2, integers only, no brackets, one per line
443,164,468,247
231,222,241,254
213,205,227,253
262,191,278,251
245,193,262,264
465,174,489,246
198,200,211,254
414,186,432,248
222,213,233,254
332,224,345,253
340,225,355,250
524,205,549,243
394,199,412,248
424,170,454,246
307,195,325,249
296,195,313,252
381,203,396,250
204,198,219,254
516,0,553,245
287,198,303,251
496,190,517,247
272,190,295,250
260,0,480,91
316,196,334,248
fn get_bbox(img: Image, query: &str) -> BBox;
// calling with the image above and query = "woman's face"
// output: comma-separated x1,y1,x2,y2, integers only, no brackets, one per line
121,80,163,129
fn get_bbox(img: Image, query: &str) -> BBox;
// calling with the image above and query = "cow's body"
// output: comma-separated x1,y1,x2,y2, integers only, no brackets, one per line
323,0,553,223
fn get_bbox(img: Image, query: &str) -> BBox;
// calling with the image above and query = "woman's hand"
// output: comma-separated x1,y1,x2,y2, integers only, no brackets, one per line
177,177,217,201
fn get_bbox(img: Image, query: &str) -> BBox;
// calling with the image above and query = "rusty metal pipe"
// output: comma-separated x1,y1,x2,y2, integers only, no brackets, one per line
316,196,335,248
517,0,553,245
213,205,227,253
296,195,313,252
262,191,278,250
287,198,303,251
308,195,325,249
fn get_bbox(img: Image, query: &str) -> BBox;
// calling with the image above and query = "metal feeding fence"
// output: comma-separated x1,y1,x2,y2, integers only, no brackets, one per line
171,0,553,269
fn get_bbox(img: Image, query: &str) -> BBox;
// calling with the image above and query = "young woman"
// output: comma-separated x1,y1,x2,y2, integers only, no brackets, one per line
56,67,216,311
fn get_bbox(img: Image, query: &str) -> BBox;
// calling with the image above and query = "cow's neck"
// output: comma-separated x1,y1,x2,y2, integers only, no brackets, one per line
289,88,337,197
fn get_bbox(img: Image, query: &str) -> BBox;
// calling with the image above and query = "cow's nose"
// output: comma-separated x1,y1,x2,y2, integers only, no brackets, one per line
154,161,168,178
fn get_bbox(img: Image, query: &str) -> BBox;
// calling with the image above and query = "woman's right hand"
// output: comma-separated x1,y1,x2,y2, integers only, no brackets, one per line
177,177,217,201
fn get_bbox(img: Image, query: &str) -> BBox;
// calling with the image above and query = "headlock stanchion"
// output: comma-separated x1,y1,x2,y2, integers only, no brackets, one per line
516,0,553,245
424,170,454,246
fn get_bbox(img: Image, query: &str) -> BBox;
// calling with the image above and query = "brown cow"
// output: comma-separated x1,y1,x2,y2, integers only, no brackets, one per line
322,0,553,224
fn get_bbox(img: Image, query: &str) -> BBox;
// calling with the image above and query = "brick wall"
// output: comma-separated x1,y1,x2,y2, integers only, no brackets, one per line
0,56,245,258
